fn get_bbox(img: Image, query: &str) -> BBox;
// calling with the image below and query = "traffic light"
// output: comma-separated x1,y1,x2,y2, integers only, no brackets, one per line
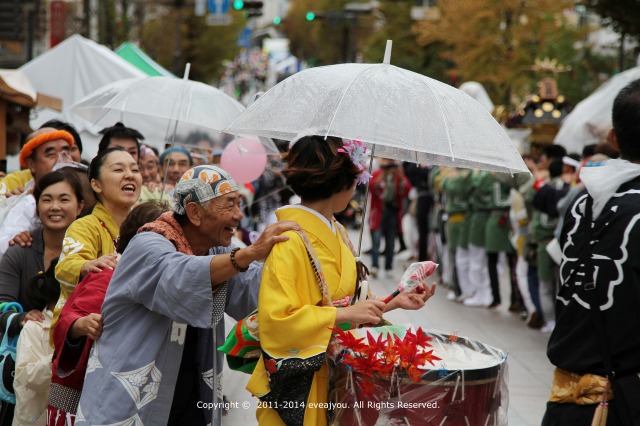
273,16,282,25
233,0,263,17
306,12,316,21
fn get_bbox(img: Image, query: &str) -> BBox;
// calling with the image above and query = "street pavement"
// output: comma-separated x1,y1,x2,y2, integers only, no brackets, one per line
221,228,553,425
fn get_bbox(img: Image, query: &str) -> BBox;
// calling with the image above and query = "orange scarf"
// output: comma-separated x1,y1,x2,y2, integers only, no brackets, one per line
138,211,193,255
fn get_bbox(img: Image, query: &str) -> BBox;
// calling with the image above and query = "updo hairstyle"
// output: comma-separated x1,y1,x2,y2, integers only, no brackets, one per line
283,136,361,202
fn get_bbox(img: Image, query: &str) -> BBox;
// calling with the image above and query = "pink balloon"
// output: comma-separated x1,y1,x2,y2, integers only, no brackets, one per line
220,138,268,184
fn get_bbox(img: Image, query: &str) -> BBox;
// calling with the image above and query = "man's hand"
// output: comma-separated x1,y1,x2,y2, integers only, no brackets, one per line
70,313,103,340
209,220,300,287
80,254,118,277
8,230,33,248
240,220,300,263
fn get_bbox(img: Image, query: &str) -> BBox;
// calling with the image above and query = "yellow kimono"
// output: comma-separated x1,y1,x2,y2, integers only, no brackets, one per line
52,202,119,343
247,207,357,425
0,169,33,204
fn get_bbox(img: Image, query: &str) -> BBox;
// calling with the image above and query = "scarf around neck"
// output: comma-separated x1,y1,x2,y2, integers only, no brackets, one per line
138,211,193,255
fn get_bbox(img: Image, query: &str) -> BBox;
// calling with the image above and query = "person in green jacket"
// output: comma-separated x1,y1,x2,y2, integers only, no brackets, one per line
464,170,493,307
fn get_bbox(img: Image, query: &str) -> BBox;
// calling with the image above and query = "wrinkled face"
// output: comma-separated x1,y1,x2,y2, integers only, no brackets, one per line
91,151,142,208
108,138,139,162
28,139,71,181
140,154,159,183
196,192,243,247
161,152,191,184
37,181,83,232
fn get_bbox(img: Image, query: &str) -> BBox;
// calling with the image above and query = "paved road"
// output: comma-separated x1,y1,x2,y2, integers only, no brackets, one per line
221,230,553,425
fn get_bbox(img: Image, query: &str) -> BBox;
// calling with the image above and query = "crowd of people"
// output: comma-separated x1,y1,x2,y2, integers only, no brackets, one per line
0,112,434,426
0,78,638,426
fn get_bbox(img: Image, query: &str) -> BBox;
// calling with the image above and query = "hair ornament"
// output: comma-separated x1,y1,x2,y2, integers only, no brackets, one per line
338,139,372,185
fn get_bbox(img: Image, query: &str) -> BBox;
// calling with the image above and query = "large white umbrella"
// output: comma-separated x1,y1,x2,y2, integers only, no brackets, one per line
69,74,279,154
554,65,640,153
224,41,528,174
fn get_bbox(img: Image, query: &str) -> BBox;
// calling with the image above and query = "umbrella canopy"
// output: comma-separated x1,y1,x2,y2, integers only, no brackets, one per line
224,43,527,174
70,76,278,154
554,65,640,153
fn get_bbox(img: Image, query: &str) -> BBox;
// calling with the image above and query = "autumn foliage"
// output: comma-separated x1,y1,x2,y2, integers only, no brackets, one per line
331,327,441,397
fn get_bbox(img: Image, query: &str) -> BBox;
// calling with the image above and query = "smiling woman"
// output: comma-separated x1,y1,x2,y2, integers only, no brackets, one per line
53,147,142,342
0,169,85,424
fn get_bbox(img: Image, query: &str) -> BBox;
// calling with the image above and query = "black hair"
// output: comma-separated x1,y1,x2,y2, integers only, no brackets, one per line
34,169,85,208
40,119,83,154
283,136,360,202
25,259,60,311
612,79,640,162
549,158,564,179
542,144,567,161
582,144,597,158
116,202,168,254
98,122,143,157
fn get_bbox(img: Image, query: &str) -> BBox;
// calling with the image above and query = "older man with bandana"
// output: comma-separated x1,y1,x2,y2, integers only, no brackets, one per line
75,165,298,426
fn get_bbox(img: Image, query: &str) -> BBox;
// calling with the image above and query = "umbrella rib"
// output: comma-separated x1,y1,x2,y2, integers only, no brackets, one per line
413,74,456,162
324,64,378,139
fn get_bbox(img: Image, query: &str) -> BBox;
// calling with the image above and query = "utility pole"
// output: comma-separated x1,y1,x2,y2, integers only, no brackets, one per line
83,0,90,37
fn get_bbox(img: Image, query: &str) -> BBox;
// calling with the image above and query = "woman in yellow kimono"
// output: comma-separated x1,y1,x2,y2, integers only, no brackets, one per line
247,136,435,425
53,147,142,340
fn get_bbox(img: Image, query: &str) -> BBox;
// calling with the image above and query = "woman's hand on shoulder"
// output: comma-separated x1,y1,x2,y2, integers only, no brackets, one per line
336,299,386,326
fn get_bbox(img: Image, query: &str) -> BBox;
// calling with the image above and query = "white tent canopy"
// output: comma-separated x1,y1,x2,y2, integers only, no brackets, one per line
18,34,147,162
554,64,640,153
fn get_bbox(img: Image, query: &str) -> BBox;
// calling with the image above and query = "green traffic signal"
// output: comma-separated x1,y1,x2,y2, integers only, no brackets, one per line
306,12,315,21
273,16,282,25
233,0,244,10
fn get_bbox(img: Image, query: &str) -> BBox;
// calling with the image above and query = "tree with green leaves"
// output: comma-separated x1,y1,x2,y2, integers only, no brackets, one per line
361,1,451,83
414,0,586,105
583,0,640,40
140,7,246,82
284,0,379,65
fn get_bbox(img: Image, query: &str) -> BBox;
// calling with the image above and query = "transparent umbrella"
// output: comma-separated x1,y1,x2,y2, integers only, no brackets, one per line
224,41,528,174
69,72,279,154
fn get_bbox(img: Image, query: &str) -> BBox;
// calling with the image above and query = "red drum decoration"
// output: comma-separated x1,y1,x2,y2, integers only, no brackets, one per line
327,328,507,426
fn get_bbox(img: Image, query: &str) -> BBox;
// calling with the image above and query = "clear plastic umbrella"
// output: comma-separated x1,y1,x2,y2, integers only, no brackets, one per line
69,72,279,154
224,41,528,174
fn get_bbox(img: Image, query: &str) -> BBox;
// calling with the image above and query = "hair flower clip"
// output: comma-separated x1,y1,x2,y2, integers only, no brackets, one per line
338,139,372,185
